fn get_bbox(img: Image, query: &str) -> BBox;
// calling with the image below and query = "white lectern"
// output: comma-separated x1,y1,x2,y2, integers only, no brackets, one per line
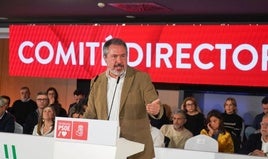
54,117,144,159
0,132,54,159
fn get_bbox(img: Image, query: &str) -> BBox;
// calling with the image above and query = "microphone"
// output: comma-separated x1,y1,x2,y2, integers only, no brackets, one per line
107,76,120,120
89,75,99,94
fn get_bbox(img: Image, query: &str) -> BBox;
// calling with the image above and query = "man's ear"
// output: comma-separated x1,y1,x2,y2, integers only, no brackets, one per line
103,55,107,64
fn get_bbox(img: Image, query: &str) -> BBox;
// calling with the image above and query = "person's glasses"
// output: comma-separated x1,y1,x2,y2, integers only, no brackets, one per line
36,98,48,102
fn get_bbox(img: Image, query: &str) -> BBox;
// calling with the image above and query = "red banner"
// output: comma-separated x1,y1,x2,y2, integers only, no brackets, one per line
9,25,268,87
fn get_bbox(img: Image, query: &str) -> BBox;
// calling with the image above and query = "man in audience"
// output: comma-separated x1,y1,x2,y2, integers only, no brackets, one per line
253,96,268,132
239,114,268,156
0,96,15,132
160,110,193,148
8,87,37,126
69,98,88,118
23,91,49,134
68,89,85,116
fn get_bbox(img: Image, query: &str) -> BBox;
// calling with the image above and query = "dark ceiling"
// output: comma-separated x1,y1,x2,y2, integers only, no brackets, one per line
1,0,268,27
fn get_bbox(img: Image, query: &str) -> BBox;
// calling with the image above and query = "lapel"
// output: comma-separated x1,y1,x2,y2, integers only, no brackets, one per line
98,73,109,118
119,67,135,112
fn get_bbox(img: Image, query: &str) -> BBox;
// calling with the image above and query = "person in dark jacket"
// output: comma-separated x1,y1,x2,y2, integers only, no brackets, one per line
68,89,86,116
149,103,172,129
0,96,15,133
23,91,49,134
46,87,67,117
181,97,205,136
8,87,37,126
239,113,268,156
253,96,268,132
221,97,244,153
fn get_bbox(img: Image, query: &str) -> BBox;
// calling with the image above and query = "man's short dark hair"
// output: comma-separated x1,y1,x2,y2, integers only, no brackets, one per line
37,91,47,96
262,96,268,104
103,38,127,57
73,89,85,96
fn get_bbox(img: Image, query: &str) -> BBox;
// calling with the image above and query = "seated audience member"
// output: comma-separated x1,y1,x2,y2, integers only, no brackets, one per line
221,97,244,153
32,105,56,137
150,125,165,147
46,87,67,117
0,96,15,133
68,89,85,116
69,98,88,118
239,114,268,156
201,109,234,153
160,110,193,149
23,91,49,134
149,103,172,129
181,97,205,136
253,96,268,133
8,87,37,126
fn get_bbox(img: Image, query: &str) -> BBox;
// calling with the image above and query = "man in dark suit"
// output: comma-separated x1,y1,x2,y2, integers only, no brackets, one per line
239,114,268,156
8,87,37,126
0,96,15,132
83,38,163,159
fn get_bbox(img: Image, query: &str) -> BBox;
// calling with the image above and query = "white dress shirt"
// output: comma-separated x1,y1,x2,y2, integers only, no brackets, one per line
106,72,125,121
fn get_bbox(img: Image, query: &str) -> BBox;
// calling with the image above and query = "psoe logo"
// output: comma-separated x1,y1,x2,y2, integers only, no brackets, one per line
1,144,17,159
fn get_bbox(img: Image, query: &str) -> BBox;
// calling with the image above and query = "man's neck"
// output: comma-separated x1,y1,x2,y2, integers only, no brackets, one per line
21,98,30,102
187,111,198,116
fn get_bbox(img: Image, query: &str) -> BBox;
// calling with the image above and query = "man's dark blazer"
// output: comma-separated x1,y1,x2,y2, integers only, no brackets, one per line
239,133,262,154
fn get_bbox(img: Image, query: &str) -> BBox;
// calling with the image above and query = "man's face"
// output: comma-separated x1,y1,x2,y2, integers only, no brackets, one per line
20,89,30,101
0,106,6,116
104,44,127,77
36,94,49,109
172,113,186,130
0,99,7,116
74,94,85,104
260,117,268,137
263,103,268,114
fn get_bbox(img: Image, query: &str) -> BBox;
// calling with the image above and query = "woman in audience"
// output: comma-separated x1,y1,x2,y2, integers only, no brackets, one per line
201,109,234,153
182,97,205,136
46,87,67,117
32,105,56,137
221,97,244,153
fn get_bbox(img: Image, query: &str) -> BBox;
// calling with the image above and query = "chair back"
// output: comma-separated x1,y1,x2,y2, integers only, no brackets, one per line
184,134,218,152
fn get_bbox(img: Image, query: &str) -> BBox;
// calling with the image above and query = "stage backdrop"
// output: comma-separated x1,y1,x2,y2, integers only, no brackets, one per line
9,24,268,87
